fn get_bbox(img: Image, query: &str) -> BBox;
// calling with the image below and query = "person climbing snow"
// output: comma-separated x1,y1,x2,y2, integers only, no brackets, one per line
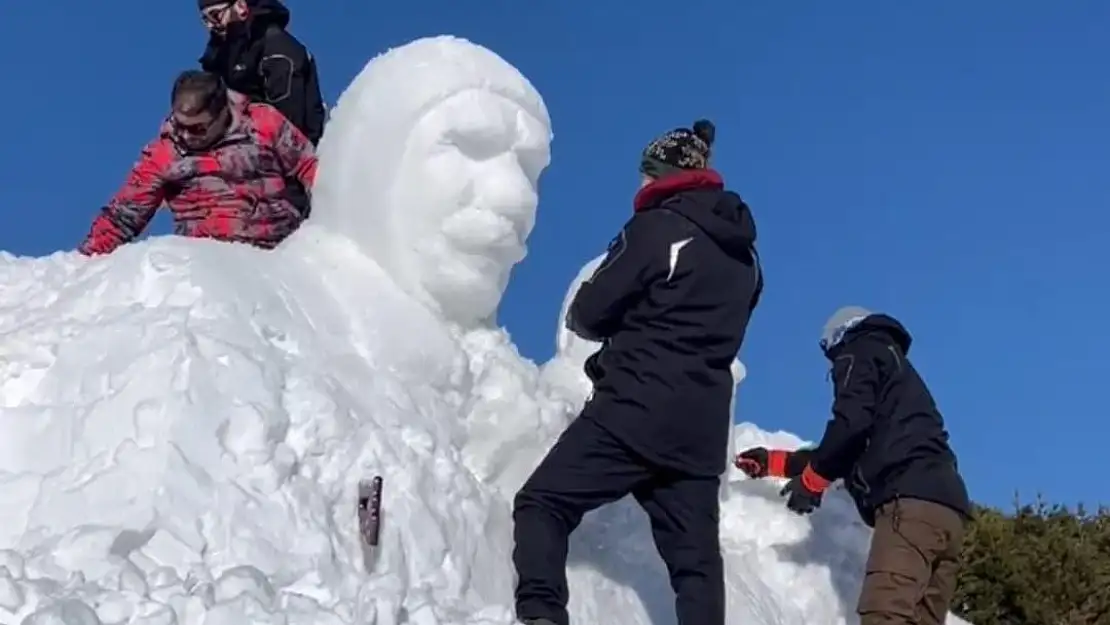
734,306,971,625
511,120,764,625
197,0,326,146
78,70,317,256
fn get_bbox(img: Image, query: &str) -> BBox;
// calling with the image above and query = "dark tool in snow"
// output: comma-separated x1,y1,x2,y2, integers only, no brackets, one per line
358,476,383,547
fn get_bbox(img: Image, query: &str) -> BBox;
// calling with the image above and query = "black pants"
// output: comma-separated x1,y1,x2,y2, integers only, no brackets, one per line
512,415,723,625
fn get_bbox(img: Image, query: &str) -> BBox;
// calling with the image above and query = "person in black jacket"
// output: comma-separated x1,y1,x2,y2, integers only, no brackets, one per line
734,307,971,625
197,0,326,146
197,0,325,220
511,120,763,625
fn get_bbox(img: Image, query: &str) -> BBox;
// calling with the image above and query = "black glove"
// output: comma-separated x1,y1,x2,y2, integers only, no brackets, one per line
735,447,770,478
779,465,831,515
735,447,794,479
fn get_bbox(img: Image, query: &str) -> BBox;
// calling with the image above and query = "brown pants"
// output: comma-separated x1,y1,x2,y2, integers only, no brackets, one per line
858,498,966,625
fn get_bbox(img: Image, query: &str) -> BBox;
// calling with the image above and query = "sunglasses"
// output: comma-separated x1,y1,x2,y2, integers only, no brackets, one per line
173,117,214,136
200,3,233,25
171,101,228,142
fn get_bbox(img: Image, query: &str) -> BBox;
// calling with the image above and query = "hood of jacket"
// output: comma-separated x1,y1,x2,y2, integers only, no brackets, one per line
246,0,290,30
822,310,913,359
633,168,757,261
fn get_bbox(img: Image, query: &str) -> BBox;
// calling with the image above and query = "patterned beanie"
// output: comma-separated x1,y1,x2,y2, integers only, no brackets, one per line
640,119,716,178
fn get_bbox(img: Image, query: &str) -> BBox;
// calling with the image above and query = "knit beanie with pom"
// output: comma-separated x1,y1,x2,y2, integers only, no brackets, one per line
640,119,716,178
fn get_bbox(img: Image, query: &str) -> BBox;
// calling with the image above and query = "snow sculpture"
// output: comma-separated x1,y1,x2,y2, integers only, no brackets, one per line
0,36,558,624
312,35,553,329
305,35,558,498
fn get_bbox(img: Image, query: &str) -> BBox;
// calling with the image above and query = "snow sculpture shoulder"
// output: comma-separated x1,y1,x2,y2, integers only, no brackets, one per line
554,254,605,366
312,35,553,328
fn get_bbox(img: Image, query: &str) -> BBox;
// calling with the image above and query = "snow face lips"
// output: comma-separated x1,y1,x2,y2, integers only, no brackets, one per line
311,35,553,329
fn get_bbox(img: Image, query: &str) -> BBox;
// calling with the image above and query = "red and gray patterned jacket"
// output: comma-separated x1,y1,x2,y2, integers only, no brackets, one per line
79,91,317,256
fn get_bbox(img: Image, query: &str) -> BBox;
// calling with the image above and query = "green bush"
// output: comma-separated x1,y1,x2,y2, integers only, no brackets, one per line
952,495,1110,625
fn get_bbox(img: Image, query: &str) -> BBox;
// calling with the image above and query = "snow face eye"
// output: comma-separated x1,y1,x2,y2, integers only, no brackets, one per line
440,127,509,162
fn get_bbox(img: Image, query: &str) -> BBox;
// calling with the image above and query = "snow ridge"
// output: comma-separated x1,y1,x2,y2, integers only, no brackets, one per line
0,35,969,625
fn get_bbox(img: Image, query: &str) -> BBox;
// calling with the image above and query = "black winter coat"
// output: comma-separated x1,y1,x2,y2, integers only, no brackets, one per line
566,169,763,477
803,314,971,526
199,0,326,146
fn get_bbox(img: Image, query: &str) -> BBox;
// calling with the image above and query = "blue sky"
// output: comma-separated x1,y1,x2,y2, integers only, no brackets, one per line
1,1,1106,511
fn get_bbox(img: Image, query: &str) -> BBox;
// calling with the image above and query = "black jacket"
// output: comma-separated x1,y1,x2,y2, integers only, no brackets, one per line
567,170,763,477
800,314,970,526
199,0,326,146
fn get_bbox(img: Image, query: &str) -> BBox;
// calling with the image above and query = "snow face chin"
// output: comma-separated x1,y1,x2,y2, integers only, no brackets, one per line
396,91,549,326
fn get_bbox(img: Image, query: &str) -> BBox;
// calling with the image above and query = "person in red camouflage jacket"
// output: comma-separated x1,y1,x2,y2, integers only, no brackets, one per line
79,69,317,256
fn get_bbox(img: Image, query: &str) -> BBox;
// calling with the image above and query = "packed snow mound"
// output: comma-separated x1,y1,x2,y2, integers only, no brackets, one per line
0,35,970,625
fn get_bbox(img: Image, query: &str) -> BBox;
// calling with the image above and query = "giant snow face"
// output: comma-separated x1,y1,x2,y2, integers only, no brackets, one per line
312,36,553,329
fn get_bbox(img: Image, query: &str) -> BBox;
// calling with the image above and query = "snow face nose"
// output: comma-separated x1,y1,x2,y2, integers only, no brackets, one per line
441,155,537,261
478,156,538,238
